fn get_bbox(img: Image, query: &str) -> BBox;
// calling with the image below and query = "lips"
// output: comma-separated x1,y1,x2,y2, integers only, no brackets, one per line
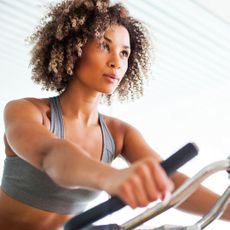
103,74,119,80
103,74,120,82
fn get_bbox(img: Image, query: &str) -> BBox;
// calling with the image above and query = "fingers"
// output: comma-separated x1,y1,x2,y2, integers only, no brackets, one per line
115,158,174,208
134,163,161,203
146,159,174,199
119,175,149,208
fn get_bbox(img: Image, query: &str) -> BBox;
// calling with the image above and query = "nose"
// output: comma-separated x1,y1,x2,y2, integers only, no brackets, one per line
108,53,121,69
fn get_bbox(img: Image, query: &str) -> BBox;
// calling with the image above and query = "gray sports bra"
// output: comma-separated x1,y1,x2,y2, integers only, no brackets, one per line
1,96,115,214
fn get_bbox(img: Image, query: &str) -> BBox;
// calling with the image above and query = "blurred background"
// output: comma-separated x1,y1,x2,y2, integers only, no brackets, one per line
0,0,230,229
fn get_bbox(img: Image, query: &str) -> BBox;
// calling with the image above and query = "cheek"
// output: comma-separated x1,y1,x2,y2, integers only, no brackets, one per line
77,55,100,76
81,54,95,67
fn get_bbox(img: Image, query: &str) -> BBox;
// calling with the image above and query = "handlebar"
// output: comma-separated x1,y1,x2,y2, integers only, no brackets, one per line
64,143,199,230
122,158,230,229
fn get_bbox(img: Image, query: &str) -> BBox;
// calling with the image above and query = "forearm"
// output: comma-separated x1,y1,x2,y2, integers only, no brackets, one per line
42,138,116,190
172,172,230,221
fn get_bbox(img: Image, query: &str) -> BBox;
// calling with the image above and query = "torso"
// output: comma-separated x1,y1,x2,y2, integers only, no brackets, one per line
0,190,72,230
0,97,125,230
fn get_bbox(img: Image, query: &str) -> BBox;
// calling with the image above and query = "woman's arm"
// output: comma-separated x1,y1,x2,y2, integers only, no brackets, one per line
3,99,114,189
171,172,230,221
121,122,230,221
3,99,172,208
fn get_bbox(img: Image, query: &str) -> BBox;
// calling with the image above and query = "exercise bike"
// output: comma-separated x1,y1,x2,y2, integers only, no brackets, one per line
64,143,230,230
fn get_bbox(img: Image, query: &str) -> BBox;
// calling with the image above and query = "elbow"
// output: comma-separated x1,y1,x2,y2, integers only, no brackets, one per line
42,151,64,186
41,145,75,188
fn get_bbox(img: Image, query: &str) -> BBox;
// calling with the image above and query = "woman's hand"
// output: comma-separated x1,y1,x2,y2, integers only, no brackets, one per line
101,157,174,208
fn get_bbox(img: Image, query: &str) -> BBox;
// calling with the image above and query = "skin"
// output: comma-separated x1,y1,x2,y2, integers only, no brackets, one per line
0,25,229,230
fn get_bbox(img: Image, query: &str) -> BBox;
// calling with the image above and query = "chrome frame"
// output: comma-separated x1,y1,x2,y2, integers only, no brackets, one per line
121,158,230,230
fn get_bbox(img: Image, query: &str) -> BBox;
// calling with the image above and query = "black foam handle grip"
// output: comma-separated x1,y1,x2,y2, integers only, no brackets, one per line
64,142,198,230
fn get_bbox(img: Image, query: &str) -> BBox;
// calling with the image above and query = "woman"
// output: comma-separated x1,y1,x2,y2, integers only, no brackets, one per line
0,0,229,229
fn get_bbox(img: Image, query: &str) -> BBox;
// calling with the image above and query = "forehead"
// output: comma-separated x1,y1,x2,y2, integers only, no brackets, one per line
103,24,130,46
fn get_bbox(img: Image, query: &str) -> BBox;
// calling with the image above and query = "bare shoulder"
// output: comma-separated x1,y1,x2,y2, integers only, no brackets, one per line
3,97,56,166
101,114,135,134
101,114,161,162
4,97,51,128
100,114,139,156
5,97,49,112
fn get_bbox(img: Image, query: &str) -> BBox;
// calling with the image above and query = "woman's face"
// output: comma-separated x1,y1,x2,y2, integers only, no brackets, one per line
75,24,131,94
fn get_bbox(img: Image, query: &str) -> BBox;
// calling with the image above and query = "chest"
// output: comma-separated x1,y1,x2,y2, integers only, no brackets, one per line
63,119,104,161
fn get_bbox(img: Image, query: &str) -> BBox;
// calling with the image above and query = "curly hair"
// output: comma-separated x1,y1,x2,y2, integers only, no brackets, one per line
28,0,152,103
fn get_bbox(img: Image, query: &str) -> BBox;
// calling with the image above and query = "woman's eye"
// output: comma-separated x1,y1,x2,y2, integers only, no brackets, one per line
121,50,129,58
99,42,109,51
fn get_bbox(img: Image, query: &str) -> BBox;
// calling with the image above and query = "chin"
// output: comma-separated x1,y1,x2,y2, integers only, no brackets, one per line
100,88,116,95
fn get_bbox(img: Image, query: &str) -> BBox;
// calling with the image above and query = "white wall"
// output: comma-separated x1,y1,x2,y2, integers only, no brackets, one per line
0,0,229,229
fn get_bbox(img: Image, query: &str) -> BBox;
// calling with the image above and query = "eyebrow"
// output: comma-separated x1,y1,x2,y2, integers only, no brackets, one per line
104,36,130,49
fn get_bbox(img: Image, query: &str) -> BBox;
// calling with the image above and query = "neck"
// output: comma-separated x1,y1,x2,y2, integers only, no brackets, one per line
58,83,101,126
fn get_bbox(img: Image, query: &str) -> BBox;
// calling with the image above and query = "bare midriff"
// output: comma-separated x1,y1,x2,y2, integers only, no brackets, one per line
0,189,73,230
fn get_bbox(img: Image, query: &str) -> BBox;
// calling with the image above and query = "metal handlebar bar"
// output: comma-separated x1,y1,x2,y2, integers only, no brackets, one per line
63,149,229,230
121,158,230,230
64,143,198,230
